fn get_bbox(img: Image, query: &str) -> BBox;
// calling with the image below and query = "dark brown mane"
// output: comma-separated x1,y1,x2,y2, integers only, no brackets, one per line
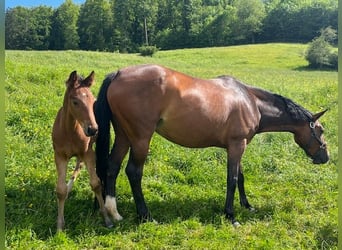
274,94,313,122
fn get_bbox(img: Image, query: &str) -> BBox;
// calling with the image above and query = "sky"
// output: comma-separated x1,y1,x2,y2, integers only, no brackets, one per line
5,0,85,9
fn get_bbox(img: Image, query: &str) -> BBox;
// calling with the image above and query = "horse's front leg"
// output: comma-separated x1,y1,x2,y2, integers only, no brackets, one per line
54,154,68,232
83,149,113,228
125,139,152,222
224,139,247,227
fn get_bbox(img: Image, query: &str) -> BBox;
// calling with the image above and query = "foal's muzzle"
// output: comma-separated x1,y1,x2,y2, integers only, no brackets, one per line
85,125,98,137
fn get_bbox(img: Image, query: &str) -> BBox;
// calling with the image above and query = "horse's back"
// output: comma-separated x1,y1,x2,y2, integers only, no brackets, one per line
107,64,260,147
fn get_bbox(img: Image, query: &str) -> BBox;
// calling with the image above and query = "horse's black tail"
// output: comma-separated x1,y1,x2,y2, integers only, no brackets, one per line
95,72,118,197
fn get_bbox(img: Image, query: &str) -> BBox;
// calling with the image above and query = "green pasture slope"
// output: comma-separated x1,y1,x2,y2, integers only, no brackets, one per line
5,44,337,249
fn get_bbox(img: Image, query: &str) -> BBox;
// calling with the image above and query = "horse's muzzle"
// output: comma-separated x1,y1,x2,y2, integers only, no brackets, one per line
86,125,98,137
312,148,329,164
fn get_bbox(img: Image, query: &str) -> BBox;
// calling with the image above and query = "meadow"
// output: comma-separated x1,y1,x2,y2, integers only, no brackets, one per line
5,44,337,249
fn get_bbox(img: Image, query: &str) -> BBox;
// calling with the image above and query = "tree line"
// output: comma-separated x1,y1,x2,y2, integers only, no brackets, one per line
5,0,337,52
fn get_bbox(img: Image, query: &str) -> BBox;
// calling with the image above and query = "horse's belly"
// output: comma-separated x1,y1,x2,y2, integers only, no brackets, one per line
155,117,225,148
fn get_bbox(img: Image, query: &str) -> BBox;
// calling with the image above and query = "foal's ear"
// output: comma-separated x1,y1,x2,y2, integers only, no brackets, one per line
83,71,95,87
312,109,328,121
66,70,78,88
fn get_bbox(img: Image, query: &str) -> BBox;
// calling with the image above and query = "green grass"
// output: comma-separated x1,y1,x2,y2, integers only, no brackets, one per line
5,44,337,249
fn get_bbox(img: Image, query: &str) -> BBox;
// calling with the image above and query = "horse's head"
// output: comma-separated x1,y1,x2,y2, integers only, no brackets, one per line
294,110,329,164
66,70,98,137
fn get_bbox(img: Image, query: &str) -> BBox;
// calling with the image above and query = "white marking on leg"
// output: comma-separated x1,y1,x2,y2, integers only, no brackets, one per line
105,195,123,221
233,221,241,228
66,179,74,194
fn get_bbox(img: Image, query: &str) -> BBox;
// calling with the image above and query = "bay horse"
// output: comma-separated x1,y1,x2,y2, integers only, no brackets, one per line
94,64,329,226
52,71,113,231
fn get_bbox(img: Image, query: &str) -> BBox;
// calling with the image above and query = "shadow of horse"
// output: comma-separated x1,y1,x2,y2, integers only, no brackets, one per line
5,179,276,239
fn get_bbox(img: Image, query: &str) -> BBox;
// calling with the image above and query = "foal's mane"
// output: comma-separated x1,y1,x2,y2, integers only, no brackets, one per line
273,94,313,122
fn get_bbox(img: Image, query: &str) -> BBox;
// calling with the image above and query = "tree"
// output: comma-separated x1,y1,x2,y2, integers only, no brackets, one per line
232,0,265,43
78,0,114,51
31,6,54,50
260,0,337,43
5,6,53,50
5,7,31,49
113,0,159,52
50,0,80,50
199,7,236,47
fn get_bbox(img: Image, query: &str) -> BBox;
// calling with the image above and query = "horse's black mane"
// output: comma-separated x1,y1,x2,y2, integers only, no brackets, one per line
274,94,313,122
216,75,313,122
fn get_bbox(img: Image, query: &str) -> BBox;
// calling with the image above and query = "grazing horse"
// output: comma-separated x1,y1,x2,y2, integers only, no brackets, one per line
94,64,329,226
52,71,112,231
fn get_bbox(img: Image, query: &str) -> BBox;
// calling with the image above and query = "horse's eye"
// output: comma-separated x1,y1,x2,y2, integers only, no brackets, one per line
72,100,79,106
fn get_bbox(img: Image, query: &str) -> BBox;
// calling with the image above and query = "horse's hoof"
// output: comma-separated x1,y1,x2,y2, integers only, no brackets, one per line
249,207,256,213
233,221,241,228
139,213,154,223
151,218,159,224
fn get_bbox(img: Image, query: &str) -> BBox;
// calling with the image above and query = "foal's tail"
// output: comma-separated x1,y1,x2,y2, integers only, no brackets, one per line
95,72,118,190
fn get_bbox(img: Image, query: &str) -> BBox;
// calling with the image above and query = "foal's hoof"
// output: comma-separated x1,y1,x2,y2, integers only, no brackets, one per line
105,221,114,229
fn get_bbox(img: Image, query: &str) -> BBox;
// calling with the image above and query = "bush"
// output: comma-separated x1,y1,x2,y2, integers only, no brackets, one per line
305,37,332,68
305,27,338,70
139,45,158,57
329,51,338,70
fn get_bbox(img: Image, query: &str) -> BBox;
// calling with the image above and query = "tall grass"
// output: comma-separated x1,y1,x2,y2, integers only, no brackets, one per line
5,44,337,249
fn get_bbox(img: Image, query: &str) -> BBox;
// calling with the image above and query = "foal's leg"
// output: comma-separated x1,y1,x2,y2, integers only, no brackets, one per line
67,159,82,193
104,129,129,221
224,139,246,227
83,149,113,228
55,154,68,231
125,139,152,222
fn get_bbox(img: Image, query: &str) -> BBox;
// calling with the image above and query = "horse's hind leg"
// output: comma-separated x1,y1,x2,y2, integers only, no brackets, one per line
67,159,82,193
125,138,152,222
105,129,129,221
83,150,113,228
237,165,254,211
55,154,68,231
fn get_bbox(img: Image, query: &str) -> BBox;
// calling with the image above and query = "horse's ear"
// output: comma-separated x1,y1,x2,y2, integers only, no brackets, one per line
66,70,78,88
83,71,95,87
312,109,328,121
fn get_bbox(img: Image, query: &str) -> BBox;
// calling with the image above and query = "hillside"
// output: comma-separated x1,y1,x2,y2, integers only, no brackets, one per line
5,44,337,249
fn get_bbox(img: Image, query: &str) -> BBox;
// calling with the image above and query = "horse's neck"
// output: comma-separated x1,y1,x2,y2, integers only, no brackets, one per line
251,88,296,133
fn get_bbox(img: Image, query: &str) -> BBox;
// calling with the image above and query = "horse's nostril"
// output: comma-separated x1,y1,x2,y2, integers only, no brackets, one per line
87,126,98,136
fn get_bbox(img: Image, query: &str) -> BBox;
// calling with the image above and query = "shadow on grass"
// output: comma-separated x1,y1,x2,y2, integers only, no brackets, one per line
315,223,338,249
294,65,337,72
6,181,275,240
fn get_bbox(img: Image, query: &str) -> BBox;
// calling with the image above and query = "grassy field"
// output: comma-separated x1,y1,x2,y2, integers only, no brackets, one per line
5,44,337,249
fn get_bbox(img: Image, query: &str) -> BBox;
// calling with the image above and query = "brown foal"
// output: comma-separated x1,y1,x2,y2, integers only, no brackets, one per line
52,71,112,231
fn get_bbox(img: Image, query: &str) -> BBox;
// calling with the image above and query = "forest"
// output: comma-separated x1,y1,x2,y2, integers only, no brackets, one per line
5,0,338,52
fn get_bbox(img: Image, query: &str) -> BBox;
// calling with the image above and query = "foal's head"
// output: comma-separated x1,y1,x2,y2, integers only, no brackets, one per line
65,70,98,136
294,110,329,164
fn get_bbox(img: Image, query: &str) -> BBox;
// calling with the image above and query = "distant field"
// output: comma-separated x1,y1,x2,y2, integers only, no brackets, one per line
5,44,337,249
